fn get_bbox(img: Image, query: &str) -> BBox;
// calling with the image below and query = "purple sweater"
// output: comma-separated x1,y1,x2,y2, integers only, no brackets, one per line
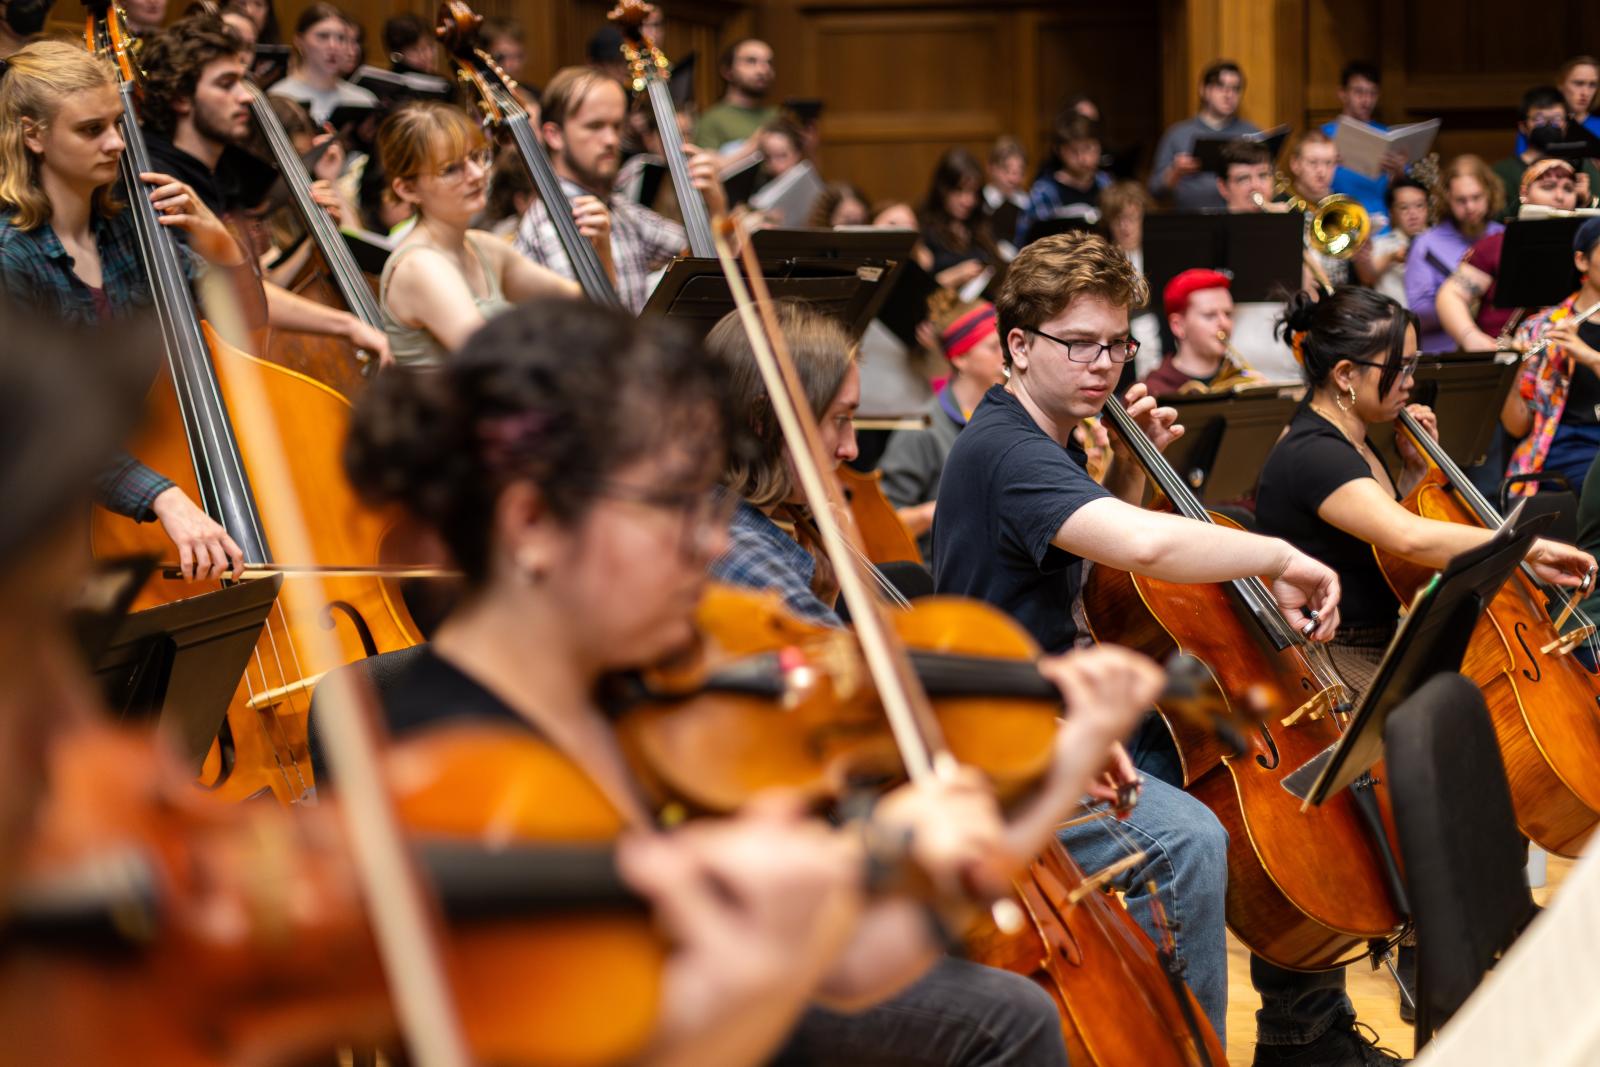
1405,219,1504,351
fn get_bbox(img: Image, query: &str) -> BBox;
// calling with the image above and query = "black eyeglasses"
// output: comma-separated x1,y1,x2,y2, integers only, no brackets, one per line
1025,327,1141,364
1349,355,1420,380
591,481,737,560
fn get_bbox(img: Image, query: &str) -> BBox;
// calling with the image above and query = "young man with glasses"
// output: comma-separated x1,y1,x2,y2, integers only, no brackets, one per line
930,233,1418,1064
1150,59,1259,213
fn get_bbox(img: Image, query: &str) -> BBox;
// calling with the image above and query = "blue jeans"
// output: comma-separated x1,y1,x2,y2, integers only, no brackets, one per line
1056,718,1231,1046
774,956,1068,1065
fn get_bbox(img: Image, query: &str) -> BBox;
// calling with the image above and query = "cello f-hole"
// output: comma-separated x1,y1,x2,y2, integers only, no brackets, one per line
1512,621,1543,683
1254,725,1280,770
322,600,380,658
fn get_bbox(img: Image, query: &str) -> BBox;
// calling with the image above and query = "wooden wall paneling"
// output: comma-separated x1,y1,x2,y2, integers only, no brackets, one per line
790,8,1016,204
1030,3,1163,179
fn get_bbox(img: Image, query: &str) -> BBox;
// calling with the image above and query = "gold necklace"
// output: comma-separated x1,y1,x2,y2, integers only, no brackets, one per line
1309,403,1369,455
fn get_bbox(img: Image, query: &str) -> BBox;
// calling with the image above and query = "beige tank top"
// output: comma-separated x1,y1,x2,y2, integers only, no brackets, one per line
379,234,513,367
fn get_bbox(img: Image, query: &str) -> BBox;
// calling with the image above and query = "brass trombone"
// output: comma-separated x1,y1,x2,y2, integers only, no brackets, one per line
1253,175,1372,291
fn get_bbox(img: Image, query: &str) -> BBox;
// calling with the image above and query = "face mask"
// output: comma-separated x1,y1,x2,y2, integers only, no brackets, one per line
4,0,53,37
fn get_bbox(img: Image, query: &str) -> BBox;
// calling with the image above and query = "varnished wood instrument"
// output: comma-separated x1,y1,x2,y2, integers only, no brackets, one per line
1377,409,1600,856
608,0,715,258
436,0,624,310
244,78,382,397
84,1,424,806
839,465,923,566
1084,394,1409,970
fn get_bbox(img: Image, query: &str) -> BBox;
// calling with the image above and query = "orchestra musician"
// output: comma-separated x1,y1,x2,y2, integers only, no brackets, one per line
1255,285,1594,687
0,41,263,581
138,14,395,368
878,291,1007,556
1405,154,1503,352
266,2,376,124
375,100,579,363
1139,267,1255,396
340,295,1159,1065
1502,217,1600,495
928,232,1417,1063
1215,139,1302,383
514,65,727,313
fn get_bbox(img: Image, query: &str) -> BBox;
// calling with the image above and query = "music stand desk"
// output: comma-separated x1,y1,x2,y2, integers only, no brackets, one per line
1286,506,1551,807
92,575,283,773
642,254,891,341
1159,388,1298,503
1366,352,1518,469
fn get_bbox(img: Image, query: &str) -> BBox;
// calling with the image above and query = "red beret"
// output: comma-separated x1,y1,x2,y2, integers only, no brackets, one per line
1163,268,1232,318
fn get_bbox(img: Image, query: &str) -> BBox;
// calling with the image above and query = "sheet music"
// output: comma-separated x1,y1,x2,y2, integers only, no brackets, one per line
1413,838,1600,1065
1334,117,1440,180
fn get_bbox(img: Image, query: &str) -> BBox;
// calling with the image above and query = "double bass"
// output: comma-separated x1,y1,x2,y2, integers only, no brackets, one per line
83,0,423,805
1083,394,1408,970
245,77,385,398
437,0,624,310
1377,408,1600,856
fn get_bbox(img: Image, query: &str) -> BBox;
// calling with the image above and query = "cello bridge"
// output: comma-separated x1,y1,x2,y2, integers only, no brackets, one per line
1539,622,1597,657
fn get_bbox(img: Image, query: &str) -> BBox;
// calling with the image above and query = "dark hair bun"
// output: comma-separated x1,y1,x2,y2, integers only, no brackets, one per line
344,367,476,531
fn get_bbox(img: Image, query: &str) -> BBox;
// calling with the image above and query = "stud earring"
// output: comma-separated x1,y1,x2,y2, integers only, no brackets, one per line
515,547,547,584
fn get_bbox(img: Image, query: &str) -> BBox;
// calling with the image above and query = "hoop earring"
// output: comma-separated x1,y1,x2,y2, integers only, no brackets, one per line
1336,384,1356,412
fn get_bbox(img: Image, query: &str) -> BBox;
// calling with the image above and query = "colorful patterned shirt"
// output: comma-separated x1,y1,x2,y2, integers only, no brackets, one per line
1507,294,1584,496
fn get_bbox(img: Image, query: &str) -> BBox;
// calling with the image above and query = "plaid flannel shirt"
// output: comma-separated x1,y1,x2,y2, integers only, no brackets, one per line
0,210,174,520
513,178,684,314
709,500,840,627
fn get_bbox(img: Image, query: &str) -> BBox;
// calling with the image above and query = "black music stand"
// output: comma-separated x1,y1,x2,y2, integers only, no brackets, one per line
641,254,891,341
1283,503,1551,807
1191,127,1291,174
69,555,158,667
1159,388,1299,502
1144,213,1303,352
91,575,283,773
1365,353,1518,469
1493,217,1585,308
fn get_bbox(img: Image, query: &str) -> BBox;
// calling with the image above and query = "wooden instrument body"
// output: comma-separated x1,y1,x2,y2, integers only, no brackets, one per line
965,839,1226,1067
89,323,423,805
617,584,1058,812
1376,469,1600,856
839,465,923,566
257,250,374,400
1083,512,1405,970
1,726,660,1067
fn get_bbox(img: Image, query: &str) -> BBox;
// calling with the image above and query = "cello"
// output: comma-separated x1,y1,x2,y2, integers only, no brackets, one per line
245,77,385,397
437,0,625,310
83,0,424,806
1376,408,1600,856
687,217,1226,1065
1083,393,1409,970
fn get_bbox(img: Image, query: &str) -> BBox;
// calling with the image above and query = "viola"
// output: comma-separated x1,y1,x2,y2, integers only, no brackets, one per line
245,78,384,398
437,0,625,310
0,724,662,1067
83,1,426,806
1376,409,1600,856
840,464,924,566
1083,394,1408,970
609,0,715,258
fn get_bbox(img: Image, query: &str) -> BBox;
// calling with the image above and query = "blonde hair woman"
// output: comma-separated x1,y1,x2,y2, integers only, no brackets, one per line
376,101,581,365
0,40,265,582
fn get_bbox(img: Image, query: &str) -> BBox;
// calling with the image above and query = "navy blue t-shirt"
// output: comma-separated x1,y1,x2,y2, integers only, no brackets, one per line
931,385,1113,653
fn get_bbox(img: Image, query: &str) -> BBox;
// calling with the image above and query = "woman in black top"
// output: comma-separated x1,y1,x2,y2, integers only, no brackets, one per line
342,297,1158,1067
1255,286,1594,691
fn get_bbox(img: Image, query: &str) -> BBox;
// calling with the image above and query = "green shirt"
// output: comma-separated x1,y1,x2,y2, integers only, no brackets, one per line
1491,154,1600,221
694,102,778,152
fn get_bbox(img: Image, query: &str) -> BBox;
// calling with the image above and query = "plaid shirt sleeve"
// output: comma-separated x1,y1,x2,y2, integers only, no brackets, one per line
93,451,175,522
709,503,841,627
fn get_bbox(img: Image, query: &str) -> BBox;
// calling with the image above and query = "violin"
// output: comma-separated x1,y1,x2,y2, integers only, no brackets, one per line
438,0,625,310
1083,393,1408,970
1376,408,1600,856
0,724,662,1067
608,0,716,258
82,0,426,806
244,77,385,397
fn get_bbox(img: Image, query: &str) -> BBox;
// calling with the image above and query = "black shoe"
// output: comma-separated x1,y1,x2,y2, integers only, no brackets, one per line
1396,945,1416,1024
1252,1014,1407,1066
